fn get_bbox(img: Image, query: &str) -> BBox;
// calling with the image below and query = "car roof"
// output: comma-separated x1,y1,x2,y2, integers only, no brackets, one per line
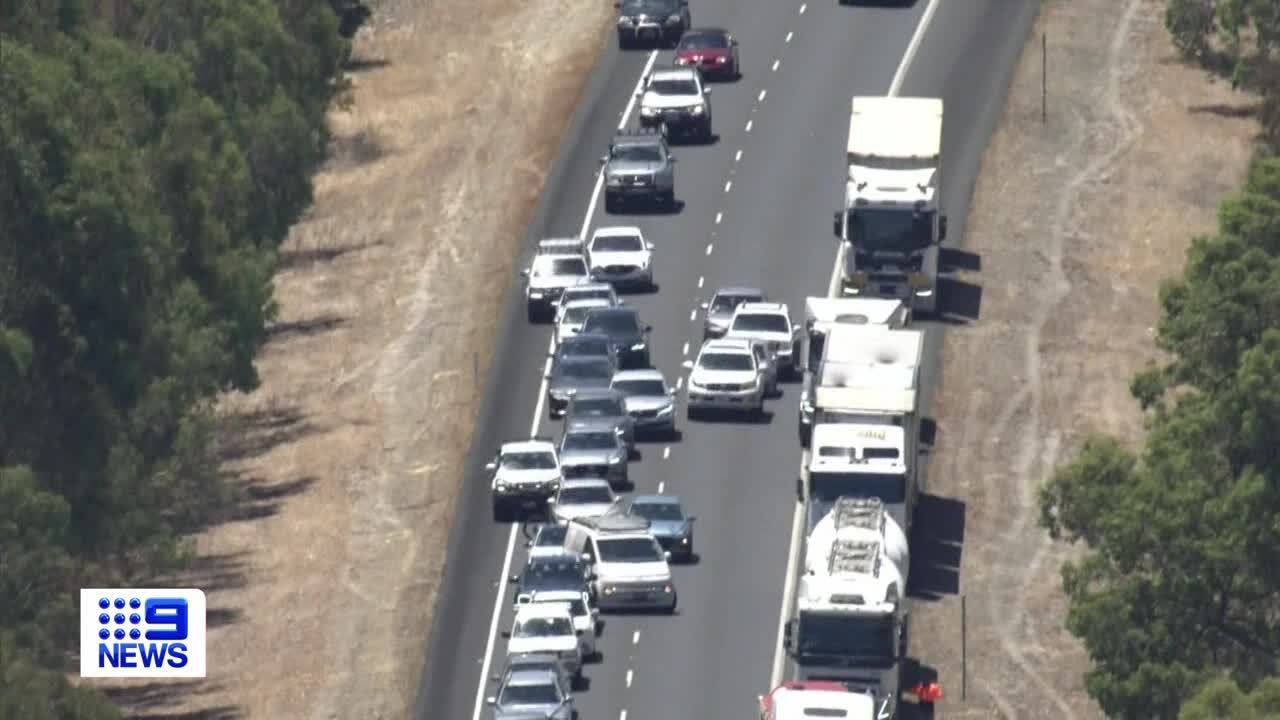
506,652,561,669
586,306,637,318
713,286,765,298
527,551,583,565
560,478,613,490
561,298,613,310
568,388,624,401
650,66,699,82
612,368,665,382
530,589,583,602
734,301,789,315
560,331,612,346
701,338,754,354
502,440,557,453
632,494,680,506
515,601,573,619
612,133,664,147
506,667,560,686
563,282,616,295
685,26,729,37
563,416,620,432
591,225,644,238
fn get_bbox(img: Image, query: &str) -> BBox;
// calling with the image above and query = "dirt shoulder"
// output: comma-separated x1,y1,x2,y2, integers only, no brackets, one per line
113,0,611,717
910,0,1258,717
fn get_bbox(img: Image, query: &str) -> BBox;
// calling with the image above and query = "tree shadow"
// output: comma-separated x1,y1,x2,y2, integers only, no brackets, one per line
224,475,319,522
908,494,965,600
265,314,347,343
129,708,242,720
109,681,242,720
206,607,243,628
277,239,381,271
175,551,251,592
216,404,313,464
1188,101,1259,119
345,57,390,73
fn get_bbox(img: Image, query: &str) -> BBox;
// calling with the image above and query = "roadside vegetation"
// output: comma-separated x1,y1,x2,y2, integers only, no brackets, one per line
0,1,369,716
1040,2,1280,718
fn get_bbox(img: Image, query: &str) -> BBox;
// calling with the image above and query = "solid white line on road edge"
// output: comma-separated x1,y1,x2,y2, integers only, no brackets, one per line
473,48,660,720
663,447,671,459
626,669,634,687
715,212,723,224
772,60,780,72
745,119,753,132
682,342,690,355
578,49,660,241
758,89,767,102
888,0,941,97
724,180,733,193
658,481,666,493
633,630,641,644
734,149,743,162
770,0,944,691
785,31,793,43
705,243,714,255
799,3,806,14
676,376,684,390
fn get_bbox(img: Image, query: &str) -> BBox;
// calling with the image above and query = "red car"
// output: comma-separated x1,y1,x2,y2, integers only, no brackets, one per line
673,27,740,80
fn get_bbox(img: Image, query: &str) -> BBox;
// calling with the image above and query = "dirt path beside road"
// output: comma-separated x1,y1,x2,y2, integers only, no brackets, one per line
113,1,611,718
909,0,1259,717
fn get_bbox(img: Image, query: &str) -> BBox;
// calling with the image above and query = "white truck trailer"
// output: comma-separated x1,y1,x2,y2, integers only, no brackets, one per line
783,533,908,719
833,97,947,314
797,297,910,444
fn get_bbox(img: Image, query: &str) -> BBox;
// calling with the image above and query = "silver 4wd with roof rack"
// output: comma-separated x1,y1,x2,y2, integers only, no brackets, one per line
522,238,589,322
614,0,690,49
600,128,677,212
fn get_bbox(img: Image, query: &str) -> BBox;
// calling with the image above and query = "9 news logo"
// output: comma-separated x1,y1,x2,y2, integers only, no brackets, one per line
80,589,206,678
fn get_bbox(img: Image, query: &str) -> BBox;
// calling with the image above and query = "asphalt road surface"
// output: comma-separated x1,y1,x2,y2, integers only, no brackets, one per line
416,1,1038,718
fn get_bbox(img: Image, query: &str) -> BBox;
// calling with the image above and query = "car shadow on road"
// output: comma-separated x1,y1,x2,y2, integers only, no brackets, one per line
619,282,661,296
685,409,775,425
908,494,965,601
935,277,983,323
607,199,686,216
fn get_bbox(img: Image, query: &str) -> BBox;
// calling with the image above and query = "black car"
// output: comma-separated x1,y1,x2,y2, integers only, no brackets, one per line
580,307,651,369
615,0,690,49
546,356,616,419
510,553,594,606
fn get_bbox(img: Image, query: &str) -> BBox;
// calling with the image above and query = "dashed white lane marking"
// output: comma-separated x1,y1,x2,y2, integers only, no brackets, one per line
664,447,672,460
785,31,793,43
633,630,641,644
724,180,733,193
690,308,697,321
758,89,767,102
676,376,684,390
620,711,628,720
745,119,753,132
698,275,705,288
705,243,714,255
626,669,634,687
715,212,723,223
734,149,743,162
682,341,690,355
771,59,780,72
799,3,806,13
658,481,666,493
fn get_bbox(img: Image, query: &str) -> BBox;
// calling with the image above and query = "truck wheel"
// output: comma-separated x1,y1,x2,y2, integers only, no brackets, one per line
661,190,675,208
492,503,508,523
526,303,539,322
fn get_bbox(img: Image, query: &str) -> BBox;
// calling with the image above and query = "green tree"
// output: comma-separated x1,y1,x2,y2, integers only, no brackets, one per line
1179,676,1280,720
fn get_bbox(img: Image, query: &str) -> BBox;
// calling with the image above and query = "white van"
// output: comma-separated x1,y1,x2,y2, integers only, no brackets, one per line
563,514,677,613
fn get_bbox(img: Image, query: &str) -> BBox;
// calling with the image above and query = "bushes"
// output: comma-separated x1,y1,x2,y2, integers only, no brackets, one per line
0,0,367,713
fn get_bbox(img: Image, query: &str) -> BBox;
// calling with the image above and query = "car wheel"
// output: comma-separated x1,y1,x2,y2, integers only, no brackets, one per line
661,190,675,208
492,503,507,522
617,31,630,49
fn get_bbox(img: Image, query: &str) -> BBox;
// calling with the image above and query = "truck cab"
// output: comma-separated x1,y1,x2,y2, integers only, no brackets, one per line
806,423,917,535
758,680,878,720
834,96,947,315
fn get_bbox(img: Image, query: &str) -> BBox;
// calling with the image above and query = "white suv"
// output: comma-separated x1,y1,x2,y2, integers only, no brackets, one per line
587,226,654,290
725,301,801,379
683,338,771,417
502,603,583,682
637,66,712,141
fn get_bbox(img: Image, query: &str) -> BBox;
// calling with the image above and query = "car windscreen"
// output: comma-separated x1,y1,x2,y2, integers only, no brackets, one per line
560,337,610,359
592,234,644,252
563,431,617,451
562,305,596,324
559,486,614,504
649,79,699,96
567,598,588,616
514,616,573,638
630,502,683,522
582,312,639,336
731,313,789,334
556,360,614,381
680,33,729,49
500,683,559,706
534,258,586,277
611,145,662,163
698,352,754,371
711,294,759,313
612,379,665,397
534,526,568,547
620,0,676,15
596,537,663,562
524,561,585,587
563,288,612,304
501,452,557,470
570,397,624,417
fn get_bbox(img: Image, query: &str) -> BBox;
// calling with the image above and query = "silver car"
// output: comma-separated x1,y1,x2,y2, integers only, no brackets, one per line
610,368,677,438
565,388,635,450
558,419,629,488
701,286,766,340
549,478,620,524
600,129,677,212
522,238,590,322
487,655,575,719
560,282,622,308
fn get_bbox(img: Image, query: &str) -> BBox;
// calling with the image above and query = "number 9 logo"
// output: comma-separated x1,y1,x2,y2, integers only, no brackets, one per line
144,598,189,641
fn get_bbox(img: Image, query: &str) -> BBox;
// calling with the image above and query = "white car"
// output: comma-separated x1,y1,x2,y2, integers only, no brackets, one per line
525,589,601,661
550,478,620,524
556,298,614,346
682,338,769,416
502,603,584,681
560,282,622,309
488,440,563,522
525,524,570,559
724,301,802,378
587,226,655,290
636,66,713,141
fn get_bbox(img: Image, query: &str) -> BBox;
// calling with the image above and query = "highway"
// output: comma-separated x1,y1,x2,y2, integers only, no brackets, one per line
415,1,1038,718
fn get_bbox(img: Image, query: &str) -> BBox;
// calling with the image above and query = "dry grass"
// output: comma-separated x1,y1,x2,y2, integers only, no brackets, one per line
908,0,1259,718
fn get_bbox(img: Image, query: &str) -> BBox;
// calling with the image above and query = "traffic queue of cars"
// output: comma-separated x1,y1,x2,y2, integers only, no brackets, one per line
485,17,800,720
